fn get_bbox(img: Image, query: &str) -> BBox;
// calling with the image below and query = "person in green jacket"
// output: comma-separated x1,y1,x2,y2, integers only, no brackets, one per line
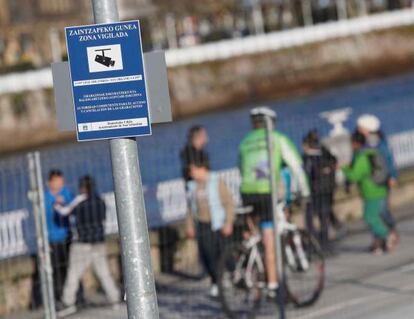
342,131,389,254
239,106,310,295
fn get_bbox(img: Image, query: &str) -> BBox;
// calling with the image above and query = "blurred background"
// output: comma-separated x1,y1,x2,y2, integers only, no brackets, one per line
2,1,414,318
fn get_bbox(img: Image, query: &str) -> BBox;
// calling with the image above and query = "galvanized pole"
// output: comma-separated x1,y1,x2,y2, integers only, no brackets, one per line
49,29,62,63
91,1,159,318
264,116,286,319
301,0,313,26
28,152,56,319
357,0,368,16
28,152,50,319
252,0,265,34
165,14,178,49
34,152,56,319
336,0,348,20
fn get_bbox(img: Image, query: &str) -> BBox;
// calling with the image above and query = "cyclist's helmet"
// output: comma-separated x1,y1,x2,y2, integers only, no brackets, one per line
250,106,277,122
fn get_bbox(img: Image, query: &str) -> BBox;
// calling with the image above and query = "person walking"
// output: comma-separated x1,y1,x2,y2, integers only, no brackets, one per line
180,125,210,182
44,170,74,301
357,114,399,249
185,164,235,298
56,176,120,316
303,130,343,253
342,131,390,254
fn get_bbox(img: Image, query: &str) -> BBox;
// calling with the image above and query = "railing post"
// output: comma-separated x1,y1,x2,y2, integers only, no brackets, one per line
264,116,286,319
28,152,56,319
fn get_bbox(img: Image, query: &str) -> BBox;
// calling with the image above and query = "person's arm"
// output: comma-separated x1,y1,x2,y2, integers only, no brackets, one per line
54,194,87,216
303,155,314,182
342,154,370,183
382,142,398,180
219,179,235,236
100,197,106,221
185,203,196,239
180,147,190,181
280,135,310,197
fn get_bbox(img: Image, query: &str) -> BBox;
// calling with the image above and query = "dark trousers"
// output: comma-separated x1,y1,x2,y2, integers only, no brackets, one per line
50,241,71,301
196,222,229,284
306,193,333,249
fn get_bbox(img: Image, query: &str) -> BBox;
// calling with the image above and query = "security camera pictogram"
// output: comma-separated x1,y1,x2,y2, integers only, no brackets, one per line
95,48,115,67
87,44,123,73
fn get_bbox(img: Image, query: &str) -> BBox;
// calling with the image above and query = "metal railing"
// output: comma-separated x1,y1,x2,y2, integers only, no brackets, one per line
1,127,414,261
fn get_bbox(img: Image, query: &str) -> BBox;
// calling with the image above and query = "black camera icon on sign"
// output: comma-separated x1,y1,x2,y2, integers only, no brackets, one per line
95,48,115,67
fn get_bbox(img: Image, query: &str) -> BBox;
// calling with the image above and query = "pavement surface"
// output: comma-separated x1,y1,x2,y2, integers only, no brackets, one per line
5,216,414,319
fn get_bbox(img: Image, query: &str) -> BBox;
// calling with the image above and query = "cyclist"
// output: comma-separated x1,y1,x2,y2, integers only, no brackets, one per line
239,106,310,296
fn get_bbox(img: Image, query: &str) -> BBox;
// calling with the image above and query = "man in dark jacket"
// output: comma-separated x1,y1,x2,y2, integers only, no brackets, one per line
56,176,120,316
180,125,210,182
303,130,342,252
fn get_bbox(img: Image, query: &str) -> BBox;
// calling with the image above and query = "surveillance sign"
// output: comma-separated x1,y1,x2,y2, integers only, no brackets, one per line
65,21,151,141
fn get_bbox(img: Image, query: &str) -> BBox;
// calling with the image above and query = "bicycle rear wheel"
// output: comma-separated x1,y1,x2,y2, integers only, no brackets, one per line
284,230,325,307
217,242,266,319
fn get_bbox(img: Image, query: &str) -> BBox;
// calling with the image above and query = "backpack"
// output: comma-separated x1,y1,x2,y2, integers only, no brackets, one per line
368,150,389,186
319,147,337,191
304,147,337,193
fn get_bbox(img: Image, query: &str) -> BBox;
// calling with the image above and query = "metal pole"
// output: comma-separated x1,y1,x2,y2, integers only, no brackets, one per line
34,152,56,319
28,153,49,319
39,153,55,319
28,152,56,319
91,1,159,318
336,0,348,20
264,116,286,319
357,0,368,16
165,14,178,49
49,29,62,63
301,0,313,26
252,0,265,34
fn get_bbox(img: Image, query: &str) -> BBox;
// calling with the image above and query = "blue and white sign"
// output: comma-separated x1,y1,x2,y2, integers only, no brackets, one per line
65,21,151,141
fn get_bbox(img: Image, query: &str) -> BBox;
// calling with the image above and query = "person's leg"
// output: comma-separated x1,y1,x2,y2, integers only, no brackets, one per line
363,199,389,242
381,194,396,230
327,192,339,228
210,230,226,285
319,194,331,250
61,244,90,306
30,254,42,308
50,242,66,301
305,196,316,240
196,222,217,284
262,227,278,286
66,241,86,306
91,243,120,304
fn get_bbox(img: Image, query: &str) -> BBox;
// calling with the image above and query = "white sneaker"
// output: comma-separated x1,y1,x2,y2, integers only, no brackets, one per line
57,305,77,318
209,284,219,298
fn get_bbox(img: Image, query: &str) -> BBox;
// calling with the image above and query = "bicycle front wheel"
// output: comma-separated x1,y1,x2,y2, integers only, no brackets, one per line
284,230,325,307
217,242,266,319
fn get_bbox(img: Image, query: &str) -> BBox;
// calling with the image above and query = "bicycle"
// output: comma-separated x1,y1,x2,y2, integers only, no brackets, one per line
217,201,325,319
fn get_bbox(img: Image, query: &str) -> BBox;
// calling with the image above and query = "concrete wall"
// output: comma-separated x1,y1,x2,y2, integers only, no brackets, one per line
168,25,414,118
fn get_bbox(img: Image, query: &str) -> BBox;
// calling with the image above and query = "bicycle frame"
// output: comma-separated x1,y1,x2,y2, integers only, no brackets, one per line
237,201,310,280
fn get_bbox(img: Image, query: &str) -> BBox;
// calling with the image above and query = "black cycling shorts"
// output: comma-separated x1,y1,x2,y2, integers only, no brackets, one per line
241,193,273,224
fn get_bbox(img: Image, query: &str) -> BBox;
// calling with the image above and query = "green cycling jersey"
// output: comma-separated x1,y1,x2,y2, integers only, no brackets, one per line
239,128,310,196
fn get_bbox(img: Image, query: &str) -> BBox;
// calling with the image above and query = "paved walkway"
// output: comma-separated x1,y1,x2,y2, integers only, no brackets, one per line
6,216,414,319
